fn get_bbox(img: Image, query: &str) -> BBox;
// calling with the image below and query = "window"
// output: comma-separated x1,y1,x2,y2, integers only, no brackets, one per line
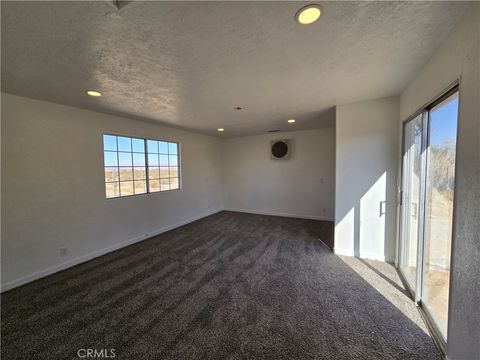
103,134,180,199
147,139,179,192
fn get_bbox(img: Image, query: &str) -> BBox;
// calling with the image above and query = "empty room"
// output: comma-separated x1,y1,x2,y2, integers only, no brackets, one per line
1,1,479,359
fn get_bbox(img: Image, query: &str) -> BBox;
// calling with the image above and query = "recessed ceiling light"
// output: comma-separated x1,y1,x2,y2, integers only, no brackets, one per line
295,4,322,25
86,90,102,97
288,119,296,123
218,128,224,132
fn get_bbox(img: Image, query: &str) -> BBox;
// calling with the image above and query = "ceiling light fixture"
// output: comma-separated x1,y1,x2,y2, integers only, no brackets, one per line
295,4,322,25
86,90,102,97
218,128,224,132
288,119,296,123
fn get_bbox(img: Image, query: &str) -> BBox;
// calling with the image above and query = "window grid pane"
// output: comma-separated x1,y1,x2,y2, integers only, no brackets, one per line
160,167,169,179
119,167,133,181
150,179,160,193
170,177,179,190
133,153,146,166
105,181,120,198
103,135,117,151
147,140,158,153
132,138,145,153
160,178,170,191
159,141,169,154
133,167,146,180
117,136,132,152
105,167,119,182
134,180,147,195
120,181,134,197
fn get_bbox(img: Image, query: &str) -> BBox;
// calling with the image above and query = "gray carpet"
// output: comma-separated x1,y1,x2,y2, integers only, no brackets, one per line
1,211,441,359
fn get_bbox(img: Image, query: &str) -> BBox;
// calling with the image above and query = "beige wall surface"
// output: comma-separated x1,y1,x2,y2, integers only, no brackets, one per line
222,128,336,221
1,93,224,290
335,97,399,263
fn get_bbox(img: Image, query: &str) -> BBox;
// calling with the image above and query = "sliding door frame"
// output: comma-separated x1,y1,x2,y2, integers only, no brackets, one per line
416,111,428,305
398,113,426,298
397,81,459,354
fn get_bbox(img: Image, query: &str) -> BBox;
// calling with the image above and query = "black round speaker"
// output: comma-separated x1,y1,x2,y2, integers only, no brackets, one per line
271,141,289,158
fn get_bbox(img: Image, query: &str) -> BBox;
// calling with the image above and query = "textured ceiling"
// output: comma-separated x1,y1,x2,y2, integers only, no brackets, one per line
1,1,469,137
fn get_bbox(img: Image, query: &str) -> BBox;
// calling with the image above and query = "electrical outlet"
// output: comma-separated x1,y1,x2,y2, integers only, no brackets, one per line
60,248,68,257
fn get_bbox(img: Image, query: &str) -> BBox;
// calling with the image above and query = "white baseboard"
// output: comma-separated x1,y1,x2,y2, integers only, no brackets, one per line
224,207,334,222
334,248,355,257
0,208,223,293
334,248,394,263
360,252,394,263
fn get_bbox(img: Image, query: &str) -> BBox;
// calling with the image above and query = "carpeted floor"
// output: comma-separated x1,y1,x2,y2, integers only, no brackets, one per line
1,211,441,359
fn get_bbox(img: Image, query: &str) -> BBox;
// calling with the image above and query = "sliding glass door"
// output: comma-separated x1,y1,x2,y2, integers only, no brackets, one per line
399,88,459,345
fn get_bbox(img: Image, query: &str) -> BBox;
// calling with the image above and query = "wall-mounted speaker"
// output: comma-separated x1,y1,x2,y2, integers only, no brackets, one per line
271,139,291,160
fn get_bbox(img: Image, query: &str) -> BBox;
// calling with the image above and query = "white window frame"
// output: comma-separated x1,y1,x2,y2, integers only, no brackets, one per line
102,133,181,199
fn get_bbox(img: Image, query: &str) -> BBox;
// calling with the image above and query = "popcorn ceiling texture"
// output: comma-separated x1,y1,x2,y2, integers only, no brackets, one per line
1,1,467,137
1,212,441,359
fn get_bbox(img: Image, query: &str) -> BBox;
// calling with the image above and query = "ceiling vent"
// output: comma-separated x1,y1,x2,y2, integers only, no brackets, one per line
271,139,292,160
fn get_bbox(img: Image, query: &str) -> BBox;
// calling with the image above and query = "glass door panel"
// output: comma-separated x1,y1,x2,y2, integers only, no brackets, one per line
422,92,459,338
399,115,423,292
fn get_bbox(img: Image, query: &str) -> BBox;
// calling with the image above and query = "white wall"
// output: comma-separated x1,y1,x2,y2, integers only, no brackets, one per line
1,93,224,291
335,97,399,262
223,128,335,221
400,4,479,359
